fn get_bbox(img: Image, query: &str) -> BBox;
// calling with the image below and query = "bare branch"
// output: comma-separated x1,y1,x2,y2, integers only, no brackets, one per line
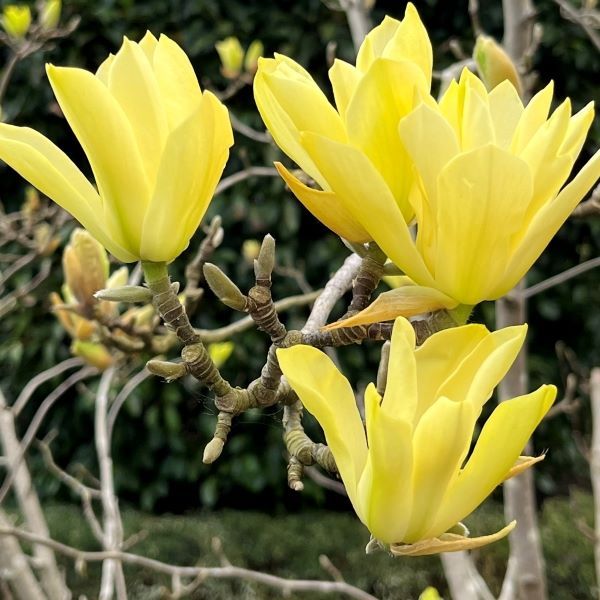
214,166,279,196
554,0,600,51
229,112,272,143
107,367,152,440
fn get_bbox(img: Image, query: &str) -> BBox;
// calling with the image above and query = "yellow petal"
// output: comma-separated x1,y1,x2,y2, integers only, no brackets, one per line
138,30,158,61
322,285,456,331
141,91,231,262
254,56,346,187
503,454,545,481
108,38,168,181
95,53,115,84
276,345,367,510
382,317,417,423
275,162,370,242
434,144,532,304
488,80,524,148
153,34,203,129
404,397,476,542
355,15,400,72
461,78,495,150
559,101,594,160
511,81,554,154
46,64,150,252
503,148,600,296
357,383,414,543
0,124,136,262
390,520,515,556
428,385,555,537
346,58,427,220
300,132,436,287
328,59,360,121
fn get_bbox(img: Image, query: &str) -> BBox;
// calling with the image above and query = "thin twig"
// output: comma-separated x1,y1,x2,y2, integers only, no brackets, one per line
214,167,279,196
229,112,272,143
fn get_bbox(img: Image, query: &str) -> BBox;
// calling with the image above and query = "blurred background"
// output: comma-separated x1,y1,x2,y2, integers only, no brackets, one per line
0,0,599,597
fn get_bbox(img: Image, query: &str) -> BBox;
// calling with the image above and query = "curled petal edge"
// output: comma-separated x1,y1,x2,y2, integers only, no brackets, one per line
388,520,516,556
503,454,545,481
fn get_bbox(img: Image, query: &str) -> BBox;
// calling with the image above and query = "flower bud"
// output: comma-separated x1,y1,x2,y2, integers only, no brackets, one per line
473,34,522,97
71,340,113,370
39,0,61,30
215,36,244,79
94,285,154,304
146,359,187,382
203,263,247,311
244,39,264,74
2,5,31,39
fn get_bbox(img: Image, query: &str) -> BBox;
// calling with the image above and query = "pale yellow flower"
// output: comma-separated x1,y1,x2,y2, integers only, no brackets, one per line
215,36,245,79
277,318,555,554
473,35,522,95
254,3,432,241
39,0,61,30
335,69,600,326
2,5,31,38
0,33,233,263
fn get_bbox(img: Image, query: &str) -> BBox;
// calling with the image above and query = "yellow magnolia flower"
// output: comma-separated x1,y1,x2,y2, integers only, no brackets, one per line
39,0,61,31
335,69,600,325
254,3,432,242
1,5,31,38
277,318,556,555
0,33,233,263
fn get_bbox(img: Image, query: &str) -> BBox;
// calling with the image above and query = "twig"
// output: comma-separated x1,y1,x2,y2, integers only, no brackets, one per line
0,526,379,600
554,0,600,51
304,466,346,495
214,166,279,196
573,184,600,218
229,112,272,143
339,0,373,51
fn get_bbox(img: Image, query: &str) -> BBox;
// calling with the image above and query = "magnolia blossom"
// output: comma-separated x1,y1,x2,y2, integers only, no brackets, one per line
254,2,431,241
278,318,556,555
0,33,233,263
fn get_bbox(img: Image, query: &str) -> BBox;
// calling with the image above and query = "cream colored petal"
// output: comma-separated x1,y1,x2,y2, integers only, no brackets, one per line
502,148,600,296
300,132,436,287
488,80,524,148
254,56,345,188
321,285,456,330
0,124,136,262
356,15,400,72
383,3,433,84
382,317,417,422
141,91,231,262
434,145,532,304
437,325,527,413
328,59,361,121
413,324,489,422
399,102,460,210
277,345,367,512
427,385,556,537
403,397,476,543
47,64,150,253
275,162,370,242
357,383,414,543
345,58,427,220
511,81,554,154
153,34,203,129
108,38,168,182
390,521,515,556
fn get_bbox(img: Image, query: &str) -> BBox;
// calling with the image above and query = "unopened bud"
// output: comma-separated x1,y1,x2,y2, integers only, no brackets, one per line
215,36,244,79
474,35,522,97
39,0,61,30
203,437,224,463
2,5,31,39
203,263,247,311
71,340,113,370
254,234,275,280
244,39,263,74
146,359,187,382
94,285,154,304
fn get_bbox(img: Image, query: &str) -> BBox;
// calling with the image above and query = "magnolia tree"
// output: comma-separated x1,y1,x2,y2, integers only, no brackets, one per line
0,1,599,599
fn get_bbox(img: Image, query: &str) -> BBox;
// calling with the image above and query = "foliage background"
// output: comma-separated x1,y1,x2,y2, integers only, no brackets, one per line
0,0,598,522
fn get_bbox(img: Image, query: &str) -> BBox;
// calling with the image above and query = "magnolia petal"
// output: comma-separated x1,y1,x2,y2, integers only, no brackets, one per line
413,324,490,423
345,58,427,220
47,64,150,252
461,79,496,150
356,15,400,72
322,285,457,331
427,385,555,537
503,454,545,481
511,81,554,154
560,102,594,161
300,132,436,287
138,30,159,61
502,148,600,296
141,91,231,262
435,144,532,304
403,397,475,542
0,124,136,262
390,521,515,556
488,80,524,148
254,56,345,188
108,38,168,181
276,345,367,510
95,53,115,84
153,34,203,129
357,383,414,543
383,317,417,423
275,162,370,242
328,59,361,121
